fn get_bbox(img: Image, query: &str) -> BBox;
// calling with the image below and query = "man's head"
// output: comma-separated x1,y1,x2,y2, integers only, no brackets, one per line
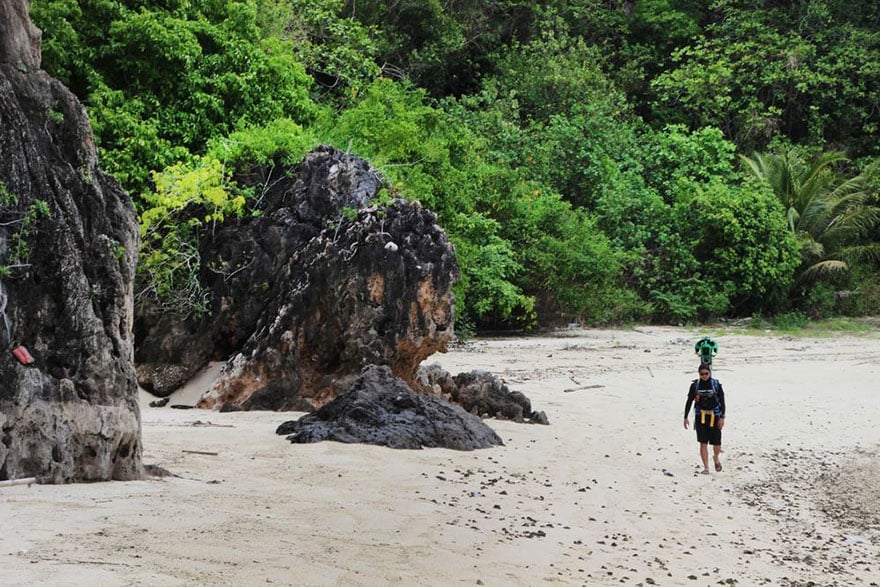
698,364,711,378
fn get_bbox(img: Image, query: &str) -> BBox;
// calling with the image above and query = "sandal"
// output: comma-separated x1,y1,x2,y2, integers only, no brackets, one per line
714,461,722,472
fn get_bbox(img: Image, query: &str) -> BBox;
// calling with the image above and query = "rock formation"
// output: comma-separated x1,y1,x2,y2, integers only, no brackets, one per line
0,0,41,72
135,146,458,411
0,1,142,482
419,364,550,424
276,365,503,450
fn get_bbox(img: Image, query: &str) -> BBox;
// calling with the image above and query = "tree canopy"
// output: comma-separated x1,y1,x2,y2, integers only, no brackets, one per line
27,0,880,327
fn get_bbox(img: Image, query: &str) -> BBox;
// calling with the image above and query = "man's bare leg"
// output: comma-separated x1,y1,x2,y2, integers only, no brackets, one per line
713,445,722,472
699,443,710,474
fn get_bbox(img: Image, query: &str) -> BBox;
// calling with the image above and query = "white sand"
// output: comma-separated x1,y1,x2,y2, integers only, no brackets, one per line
1,325,879,586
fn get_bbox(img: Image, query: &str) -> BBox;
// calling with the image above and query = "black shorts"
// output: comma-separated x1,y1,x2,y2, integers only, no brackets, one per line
695,418,722,445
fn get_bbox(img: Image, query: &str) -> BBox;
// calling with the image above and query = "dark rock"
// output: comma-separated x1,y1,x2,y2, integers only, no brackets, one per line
0,1,41,72
136,146,458,410
456,369,547,424
419,364,548,424
451,370,530,421
417,362,457,398
531,410,550,425
276,365,503,450
0,5,142,482
136,363,193,397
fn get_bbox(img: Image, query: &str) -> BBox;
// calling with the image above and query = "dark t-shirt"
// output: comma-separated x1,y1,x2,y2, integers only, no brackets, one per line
684,378,726,420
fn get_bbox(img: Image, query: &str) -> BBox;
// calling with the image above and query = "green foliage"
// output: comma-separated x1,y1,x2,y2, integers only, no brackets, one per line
641,125,739,202
87,86,190,197
33,0,318,198
344,0,527,96
741,149,880,284
27,0,880,328
676,179,800,316
651,1,880,157
451,212,534,328
803,282,838,318
0,195,52,276
45,108,65,125
474,32,638,210
649,289,698,324
137,156,247,318
207,119,319,170
593,124,797,321
524,204,639,324
477,177,640,323
323,75,640,327
772,311,809,330
257,0,381,98
0,181,16,206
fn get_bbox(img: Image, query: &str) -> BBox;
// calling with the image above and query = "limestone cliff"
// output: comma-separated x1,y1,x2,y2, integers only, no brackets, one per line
0,0,142,482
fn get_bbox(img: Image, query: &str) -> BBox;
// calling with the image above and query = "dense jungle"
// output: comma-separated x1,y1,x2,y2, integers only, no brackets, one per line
22,0,880,331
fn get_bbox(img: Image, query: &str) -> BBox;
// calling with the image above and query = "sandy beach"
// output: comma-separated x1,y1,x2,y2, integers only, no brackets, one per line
1,325,879,586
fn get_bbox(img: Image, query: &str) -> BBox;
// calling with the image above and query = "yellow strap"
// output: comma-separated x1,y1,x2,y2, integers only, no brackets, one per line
700,410,715,427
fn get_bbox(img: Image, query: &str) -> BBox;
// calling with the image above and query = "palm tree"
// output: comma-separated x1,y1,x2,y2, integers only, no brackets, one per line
741,149,880,282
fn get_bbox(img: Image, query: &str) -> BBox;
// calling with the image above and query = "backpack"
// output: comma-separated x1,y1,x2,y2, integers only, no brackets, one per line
693,377,721,414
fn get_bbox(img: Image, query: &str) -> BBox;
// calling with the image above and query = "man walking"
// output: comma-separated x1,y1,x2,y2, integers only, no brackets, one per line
684,363,726,474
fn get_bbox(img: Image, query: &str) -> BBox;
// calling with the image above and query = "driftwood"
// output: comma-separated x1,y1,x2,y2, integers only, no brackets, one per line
182,450,219,456
0,477,37,487
563,384,605,393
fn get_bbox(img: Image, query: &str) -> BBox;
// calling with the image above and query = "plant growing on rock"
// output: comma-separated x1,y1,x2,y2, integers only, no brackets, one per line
137,156,247,318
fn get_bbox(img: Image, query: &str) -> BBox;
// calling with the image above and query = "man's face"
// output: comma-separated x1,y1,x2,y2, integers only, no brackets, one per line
699,370,710,379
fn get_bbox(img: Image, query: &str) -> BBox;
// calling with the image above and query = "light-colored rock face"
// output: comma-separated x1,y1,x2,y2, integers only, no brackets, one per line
0,0,41,70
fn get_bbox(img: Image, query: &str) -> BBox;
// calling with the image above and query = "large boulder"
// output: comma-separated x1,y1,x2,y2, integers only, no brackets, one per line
0,2,142,483
135,146,458,410
276,365,503,450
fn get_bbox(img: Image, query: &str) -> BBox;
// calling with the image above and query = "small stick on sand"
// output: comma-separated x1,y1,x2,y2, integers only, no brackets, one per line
563,384,604,393
182,450,219,456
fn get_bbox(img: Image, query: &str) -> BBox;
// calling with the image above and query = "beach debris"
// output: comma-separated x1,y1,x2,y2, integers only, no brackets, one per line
148,397,170,408
844,535,871,545
182,450,219,456
11,345,34,365
143,464,178,478
276,365,503,450
563,384,604,393
0,477,37,488
190,420,235,428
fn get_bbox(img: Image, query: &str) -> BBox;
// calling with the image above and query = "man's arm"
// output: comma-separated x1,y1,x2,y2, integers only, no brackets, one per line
683,384,695,428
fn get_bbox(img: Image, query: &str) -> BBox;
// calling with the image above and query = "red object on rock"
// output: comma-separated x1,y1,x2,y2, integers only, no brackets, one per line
11,345,34,365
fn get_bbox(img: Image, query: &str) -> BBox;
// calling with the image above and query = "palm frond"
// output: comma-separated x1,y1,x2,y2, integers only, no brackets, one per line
798,259,849,282
838,243,880,264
